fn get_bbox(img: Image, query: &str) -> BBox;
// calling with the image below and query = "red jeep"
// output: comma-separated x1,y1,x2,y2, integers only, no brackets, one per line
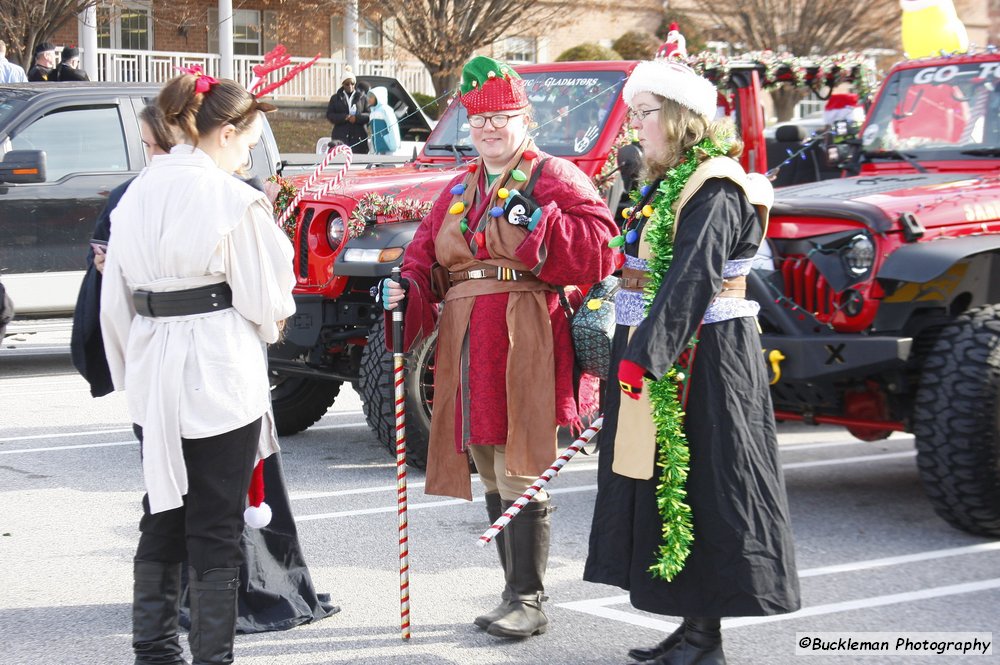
273,51,1000,537
268,61,639,467
753,50,1000,536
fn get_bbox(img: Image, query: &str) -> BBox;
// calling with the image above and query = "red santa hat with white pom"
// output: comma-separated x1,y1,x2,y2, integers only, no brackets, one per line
244,458,272,529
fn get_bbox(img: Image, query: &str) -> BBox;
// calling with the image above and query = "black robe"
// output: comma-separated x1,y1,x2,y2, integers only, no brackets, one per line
584,178,801,618
69,176,338,632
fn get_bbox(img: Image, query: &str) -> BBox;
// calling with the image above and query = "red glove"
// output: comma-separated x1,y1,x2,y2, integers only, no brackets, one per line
618,359,647,400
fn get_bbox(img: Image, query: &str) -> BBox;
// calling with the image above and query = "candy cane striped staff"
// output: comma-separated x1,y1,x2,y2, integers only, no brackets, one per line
477,417,604,547
275,145,353,228
391,265,412,639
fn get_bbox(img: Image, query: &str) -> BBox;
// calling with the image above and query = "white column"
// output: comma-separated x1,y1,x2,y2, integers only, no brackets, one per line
79,6,99,79
218,0,234,79
344,0,359,72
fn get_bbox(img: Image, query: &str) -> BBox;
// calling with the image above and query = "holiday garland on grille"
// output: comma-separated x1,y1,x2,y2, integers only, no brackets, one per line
636,133,733,582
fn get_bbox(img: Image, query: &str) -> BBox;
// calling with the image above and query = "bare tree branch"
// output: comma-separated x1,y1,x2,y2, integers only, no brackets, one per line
0,0,108,67
674,0,898,118
368,0,569,98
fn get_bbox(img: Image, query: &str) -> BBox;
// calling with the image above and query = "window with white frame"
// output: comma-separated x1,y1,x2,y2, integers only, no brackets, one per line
358,18,382,49
331,14,383,56
233,9,261,55
97,1,153,50
498,36,537,64
208,8,262,56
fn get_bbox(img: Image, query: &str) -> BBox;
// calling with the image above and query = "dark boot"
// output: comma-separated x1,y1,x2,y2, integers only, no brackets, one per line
132,560,188,665
188,567,239,665
474,492,512,629
486,498,552,639
641,618,725,665
627,620,686,662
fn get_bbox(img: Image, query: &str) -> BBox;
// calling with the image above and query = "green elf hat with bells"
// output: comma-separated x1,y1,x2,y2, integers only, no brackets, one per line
458,55,528,115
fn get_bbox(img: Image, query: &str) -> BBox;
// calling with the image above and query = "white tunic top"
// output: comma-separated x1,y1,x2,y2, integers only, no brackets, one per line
101,146,296,514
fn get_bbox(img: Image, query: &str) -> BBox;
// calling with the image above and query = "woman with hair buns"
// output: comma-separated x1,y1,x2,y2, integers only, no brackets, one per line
100,72,295,664
584,60,800,665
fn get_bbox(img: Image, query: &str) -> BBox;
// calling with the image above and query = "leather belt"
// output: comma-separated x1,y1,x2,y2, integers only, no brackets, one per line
132,283,233,318
449,265,537,284
619,274,747,298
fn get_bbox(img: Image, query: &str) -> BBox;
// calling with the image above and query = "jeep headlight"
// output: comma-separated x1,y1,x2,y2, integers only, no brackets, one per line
327,214,346,250
842,233,874,276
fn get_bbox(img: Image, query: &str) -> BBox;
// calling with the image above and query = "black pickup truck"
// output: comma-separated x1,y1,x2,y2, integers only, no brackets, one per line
0,83,283,320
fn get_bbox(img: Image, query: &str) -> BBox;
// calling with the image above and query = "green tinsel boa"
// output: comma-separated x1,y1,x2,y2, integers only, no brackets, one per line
638,135,733,581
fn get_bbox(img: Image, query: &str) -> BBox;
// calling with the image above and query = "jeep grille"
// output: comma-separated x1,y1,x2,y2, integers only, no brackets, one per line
298,207,315,279
781,255,836,321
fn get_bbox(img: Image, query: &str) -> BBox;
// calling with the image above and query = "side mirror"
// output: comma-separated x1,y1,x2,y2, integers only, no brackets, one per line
0,150,46,184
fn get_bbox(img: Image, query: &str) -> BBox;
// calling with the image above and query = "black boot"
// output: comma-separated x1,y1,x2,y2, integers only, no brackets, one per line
132,560,188,665
486,498,552,639
188,567,239,665
641,618,725,665
627,620,686,662
474,492,512,629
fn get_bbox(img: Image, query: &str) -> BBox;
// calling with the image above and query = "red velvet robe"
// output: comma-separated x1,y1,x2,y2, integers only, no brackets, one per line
394,149,618,499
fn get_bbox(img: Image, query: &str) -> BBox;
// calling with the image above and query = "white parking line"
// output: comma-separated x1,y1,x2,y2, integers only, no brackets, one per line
557,543,1000,630
0,412,367,450
783,451,915,469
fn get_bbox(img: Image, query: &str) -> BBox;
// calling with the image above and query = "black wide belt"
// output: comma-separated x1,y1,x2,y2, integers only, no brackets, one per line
132,283,233,318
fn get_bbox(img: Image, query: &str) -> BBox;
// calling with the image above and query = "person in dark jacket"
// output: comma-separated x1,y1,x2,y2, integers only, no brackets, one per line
27,41,56,81
326,66,370,153
54,46,90,81
70,103,337,644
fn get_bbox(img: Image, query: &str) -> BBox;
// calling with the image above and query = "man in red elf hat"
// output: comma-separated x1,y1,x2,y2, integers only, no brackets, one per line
381,55,619,638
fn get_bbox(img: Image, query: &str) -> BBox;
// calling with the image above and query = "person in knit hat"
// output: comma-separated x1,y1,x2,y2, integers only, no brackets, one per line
381,54,619,638
54,46,90,81
27,41,56,81
326,66,370,153
584,59,800,665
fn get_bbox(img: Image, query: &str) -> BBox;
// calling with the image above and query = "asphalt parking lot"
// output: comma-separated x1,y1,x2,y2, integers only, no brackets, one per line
1,328,997,664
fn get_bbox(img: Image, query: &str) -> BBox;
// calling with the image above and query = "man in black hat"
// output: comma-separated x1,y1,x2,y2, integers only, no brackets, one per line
54,46,90,81
28,41,56,81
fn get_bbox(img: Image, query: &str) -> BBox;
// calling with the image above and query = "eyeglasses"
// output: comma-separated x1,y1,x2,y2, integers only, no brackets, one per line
629,107,661,122
468,113,523,129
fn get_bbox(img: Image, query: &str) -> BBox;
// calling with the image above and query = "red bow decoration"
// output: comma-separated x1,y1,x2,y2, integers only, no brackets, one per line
174,64,219,94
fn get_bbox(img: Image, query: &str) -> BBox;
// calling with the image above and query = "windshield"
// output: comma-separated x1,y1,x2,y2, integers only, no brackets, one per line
861,60,1000,159
424,69,627,158
0,89,33,132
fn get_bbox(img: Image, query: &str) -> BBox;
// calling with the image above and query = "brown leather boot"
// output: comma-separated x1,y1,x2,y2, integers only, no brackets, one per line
486,498,552,639
474,492,512,629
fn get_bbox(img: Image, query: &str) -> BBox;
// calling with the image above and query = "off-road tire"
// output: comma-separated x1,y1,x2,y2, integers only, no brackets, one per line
270,375,342,436
912,305,1000,536
359,317,433,469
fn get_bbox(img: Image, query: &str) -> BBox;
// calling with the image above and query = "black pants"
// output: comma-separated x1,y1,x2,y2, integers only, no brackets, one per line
134,418,261,577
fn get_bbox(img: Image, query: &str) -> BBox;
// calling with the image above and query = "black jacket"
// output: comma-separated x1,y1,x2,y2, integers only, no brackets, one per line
54,63,90,81
70,178,132,397
325,87,370,153
27,64,54,82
